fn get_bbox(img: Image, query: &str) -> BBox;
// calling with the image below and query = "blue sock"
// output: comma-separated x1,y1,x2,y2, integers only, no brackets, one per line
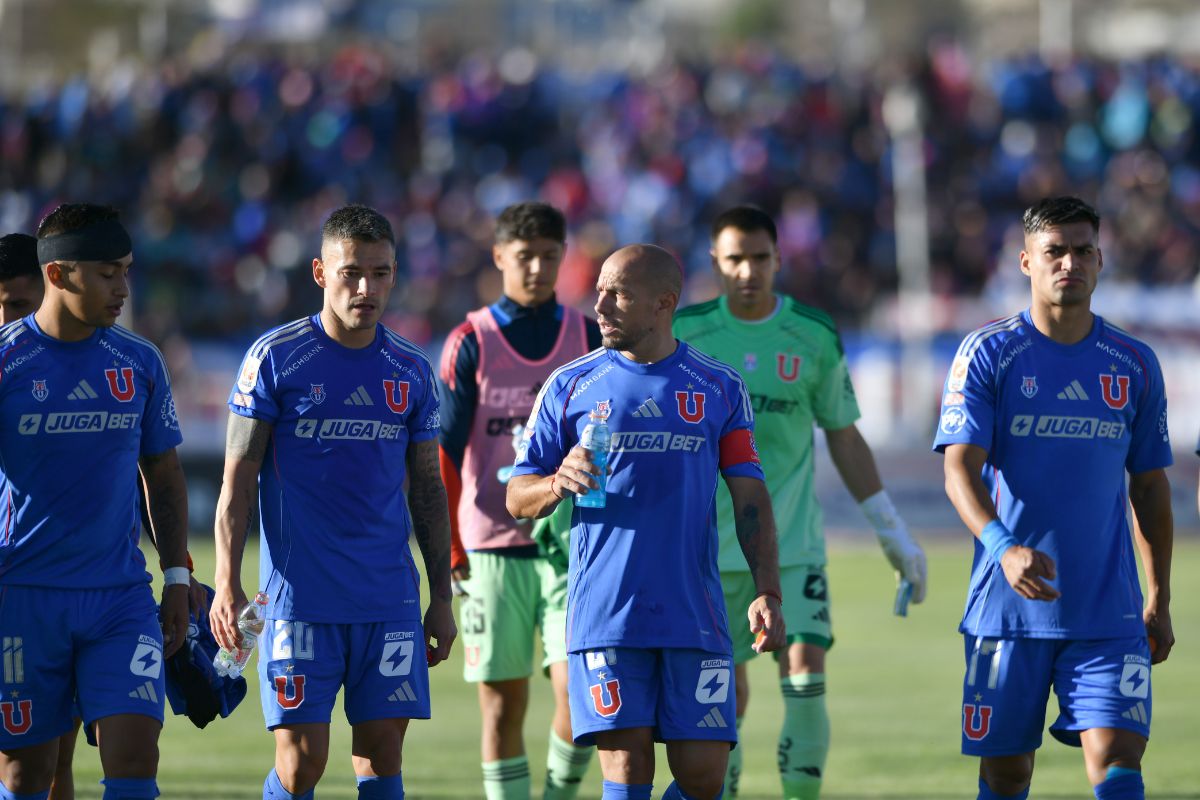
100,777,159,799
662,780,720,800
357,773,405,800
602,780,653,799
977,777,1028,799
0,778,50,800
1094,767,1143,800
263,769,314,800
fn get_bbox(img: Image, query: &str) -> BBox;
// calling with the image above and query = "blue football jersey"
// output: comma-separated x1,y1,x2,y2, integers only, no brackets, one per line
0,316,182,588
512,342,764,654
229,315,440,624
933,311,1171,639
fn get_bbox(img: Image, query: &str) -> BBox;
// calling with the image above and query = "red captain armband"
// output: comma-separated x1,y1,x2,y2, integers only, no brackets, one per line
718,428,760,470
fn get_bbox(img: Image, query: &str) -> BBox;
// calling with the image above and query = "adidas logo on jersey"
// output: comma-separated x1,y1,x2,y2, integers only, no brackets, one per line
67,380,99,400
387,682,418,703
344,386,374,406
129,681,158,702
1057,380,1090,401
696,707,728,729
631,398,663,418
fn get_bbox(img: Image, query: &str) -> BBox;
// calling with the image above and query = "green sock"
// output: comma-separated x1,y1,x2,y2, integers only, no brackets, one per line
482,755,531,800
724,716,744,798
779,673,829,800
543,729,592,800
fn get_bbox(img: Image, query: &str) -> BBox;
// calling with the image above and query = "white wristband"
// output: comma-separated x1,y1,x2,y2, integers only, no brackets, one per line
162,567,190,587
860,490,904,533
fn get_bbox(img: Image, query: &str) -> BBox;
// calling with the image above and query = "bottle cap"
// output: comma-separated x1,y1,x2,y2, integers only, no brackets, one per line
254,592,269,605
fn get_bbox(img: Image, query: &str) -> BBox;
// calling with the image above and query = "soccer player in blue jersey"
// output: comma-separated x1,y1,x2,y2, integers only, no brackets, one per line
935,197,1174,800
211,204,457,800
0,204,191,800
507,244,786,800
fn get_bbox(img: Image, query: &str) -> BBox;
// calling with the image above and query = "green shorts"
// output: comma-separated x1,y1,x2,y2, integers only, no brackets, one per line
459,550,569,682
723,564,833,665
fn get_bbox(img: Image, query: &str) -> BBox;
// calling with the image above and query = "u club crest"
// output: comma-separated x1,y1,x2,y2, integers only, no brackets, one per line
31,379,48,402
309,384,326,405
1020,376,1038,399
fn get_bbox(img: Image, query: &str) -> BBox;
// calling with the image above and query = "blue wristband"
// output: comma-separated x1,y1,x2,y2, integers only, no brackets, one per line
979,520,1019,564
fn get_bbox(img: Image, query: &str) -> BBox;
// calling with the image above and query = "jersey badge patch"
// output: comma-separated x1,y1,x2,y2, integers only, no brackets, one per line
743,353,758,372
383,379,409,413
1020,376,1038,398
776,353,802,383
274,675,306,709
309,384,327,405
947,356,969,392
676,391,706,423
590,678,622,717
0,699,32,735
31,379,48,402
962,702,992,740
105,368,136,402
1099,373,1130,410
940,406,967,435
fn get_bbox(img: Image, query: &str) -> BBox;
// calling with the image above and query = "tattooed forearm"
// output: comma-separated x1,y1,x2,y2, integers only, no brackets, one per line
226,413,272,462
735,502,762,572
407,439,454,602
727,475,783,595
214,412,270,589
139,448,190,570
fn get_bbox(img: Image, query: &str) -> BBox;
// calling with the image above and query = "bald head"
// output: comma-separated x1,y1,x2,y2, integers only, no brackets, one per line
594,243,683,362
605,243,682,301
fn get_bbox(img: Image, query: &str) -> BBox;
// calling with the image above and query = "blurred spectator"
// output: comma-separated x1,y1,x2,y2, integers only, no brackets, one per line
2,41,1198,354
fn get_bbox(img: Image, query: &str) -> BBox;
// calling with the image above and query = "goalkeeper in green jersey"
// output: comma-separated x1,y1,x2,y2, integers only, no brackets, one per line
673,206,927,800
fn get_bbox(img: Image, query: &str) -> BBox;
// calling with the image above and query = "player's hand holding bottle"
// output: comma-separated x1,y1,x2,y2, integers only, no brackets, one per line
748,591,786,653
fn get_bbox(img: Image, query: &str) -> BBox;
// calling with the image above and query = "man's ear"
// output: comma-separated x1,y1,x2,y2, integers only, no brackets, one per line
45,261,67,288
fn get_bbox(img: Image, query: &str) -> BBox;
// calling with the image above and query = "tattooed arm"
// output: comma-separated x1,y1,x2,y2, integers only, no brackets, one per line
211,412,272,652
406,437,458,666
725,475,786,653
139,447,190,657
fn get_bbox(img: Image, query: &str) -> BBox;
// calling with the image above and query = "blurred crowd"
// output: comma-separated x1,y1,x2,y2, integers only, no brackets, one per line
2,42,1200,357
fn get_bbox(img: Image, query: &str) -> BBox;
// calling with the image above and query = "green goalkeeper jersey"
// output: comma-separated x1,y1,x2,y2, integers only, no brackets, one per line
673,295,860,571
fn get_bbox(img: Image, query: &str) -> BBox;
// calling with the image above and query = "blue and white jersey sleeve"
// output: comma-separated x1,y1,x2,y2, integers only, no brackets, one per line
715,370,764,481
933,318,1016,454
400,352,440,445
1124,346,1170,474
140,344,183,456
513,374,571,478
228,323,293,423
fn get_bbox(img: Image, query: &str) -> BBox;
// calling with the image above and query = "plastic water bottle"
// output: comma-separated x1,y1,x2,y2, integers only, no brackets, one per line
575,411,611,509
213,592,268,678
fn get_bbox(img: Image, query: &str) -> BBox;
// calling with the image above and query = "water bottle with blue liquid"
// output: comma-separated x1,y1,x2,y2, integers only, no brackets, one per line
575,402,612,509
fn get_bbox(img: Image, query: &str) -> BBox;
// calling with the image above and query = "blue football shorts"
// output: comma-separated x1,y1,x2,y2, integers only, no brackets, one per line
568,647,737,746
960,634,1152,756
0,584,164,748
258,618,430,729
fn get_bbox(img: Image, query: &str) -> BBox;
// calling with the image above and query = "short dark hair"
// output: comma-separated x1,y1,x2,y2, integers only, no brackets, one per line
1022,197,1100,235
495,202,566,244
0,234,40,281
711,206,777,244
36,204,120,239
321,204,395,246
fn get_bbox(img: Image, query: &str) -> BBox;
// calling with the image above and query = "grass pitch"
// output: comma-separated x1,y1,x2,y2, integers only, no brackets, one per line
66,537,1199,798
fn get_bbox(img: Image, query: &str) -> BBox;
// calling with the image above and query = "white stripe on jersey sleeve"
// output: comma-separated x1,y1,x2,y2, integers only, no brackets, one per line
686,346,755,422
953,314,1023,363
383,329,436,375
109,325,171,380
248,318,312,361
525,348,607,432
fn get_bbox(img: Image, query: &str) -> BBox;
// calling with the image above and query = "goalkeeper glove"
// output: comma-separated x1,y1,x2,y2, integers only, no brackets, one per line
861,490,927,609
